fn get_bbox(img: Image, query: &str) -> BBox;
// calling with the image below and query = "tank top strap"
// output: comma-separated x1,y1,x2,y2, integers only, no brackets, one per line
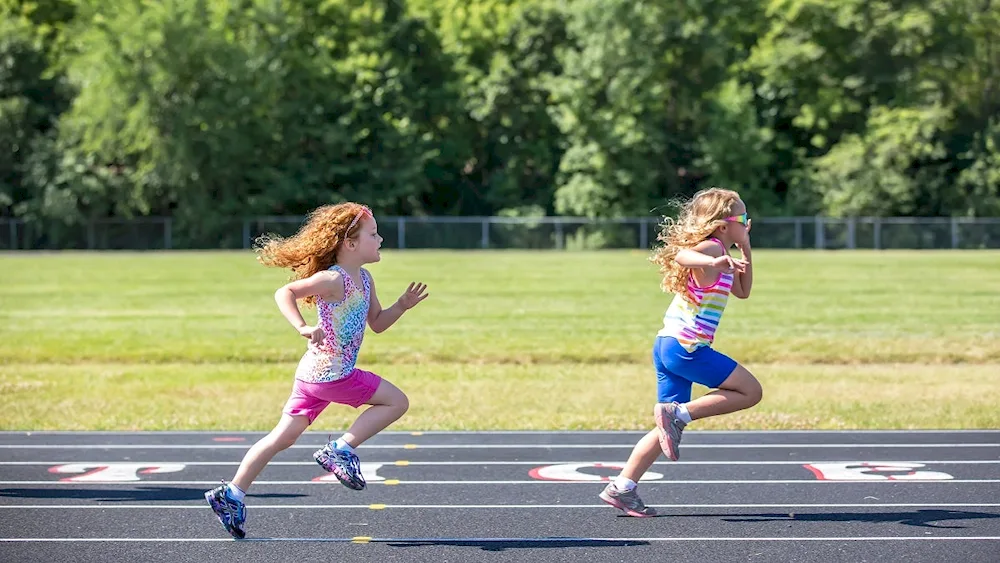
359,268,372,296
328,264,358,293
707,236,727,253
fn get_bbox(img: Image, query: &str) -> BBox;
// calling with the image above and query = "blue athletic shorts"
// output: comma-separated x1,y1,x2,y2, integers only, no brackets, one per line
654,336,738,404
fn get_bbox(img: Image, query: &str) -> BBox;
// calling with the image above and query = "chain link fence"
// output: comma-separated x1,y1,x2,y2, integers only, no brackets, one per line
2,216,999,250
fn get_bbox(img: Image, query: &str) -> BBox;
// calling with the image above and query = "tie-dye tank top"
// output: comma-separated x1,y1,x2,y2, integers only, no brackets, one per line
656,238,734,352
294,265,371,383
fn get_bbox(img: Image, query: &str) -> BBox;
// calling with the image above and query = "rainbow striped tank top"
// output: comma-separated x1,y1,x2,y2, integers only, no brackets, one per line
294,265,371,383
656,238,734,352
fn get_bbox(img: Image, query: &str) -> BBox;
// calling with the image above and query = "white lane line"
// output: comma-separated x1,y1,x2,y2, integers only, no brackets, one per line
0,503,998,509
0,443,997,449
0,536,998,543
2,460,998,466
1,479,998,485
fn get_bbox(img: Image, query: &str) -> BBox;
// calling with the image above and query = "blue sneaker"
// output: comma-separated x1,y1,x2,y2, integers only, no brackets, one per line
204,481,246,539
314,443,366,490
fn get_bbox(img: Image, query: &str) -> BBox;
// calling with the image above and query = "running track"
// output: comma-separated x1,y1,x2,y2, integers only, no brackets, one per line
1,430,998,562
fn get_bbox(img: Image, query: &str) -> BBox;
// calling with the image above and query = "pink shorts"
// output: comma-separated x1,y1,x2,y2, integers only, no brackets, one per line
282,368,382,425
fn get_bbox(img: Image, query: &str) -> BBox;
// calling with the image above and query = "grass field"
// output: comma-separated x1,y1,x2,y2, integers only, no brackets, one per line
1,250,998,430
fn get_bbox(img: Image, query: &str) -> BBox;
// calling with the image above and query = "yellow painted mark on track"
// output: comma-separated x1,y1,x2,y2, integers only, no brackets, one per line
352,536,372,544
410,432,424,436
403,444,418,449
369,504,386,510
384,479,400,485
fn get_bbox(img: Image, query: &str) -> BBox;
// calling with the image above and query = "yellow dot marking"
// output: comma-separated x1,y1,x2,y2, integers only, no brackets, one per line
384,479,400,485
410,432,424,436
395,460,410,466
369,504,386,510
351,536,372,544
403,444,418,449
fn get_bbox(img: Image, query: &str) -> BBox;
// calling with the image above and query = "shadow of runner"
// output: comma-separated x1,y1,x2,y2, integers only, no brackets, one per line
385,538,651,552
0,487,307,502
661,509,1000,529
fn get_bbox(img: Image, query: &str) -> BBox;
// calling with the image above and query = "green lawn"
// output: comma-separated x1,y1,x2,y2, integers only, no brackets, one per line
1,250,998,430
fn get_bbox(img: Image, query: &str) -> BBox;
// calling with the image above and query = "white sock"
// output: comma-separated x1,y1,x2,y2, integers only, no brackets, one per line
613,477,637,491
226,482,246,502
334,438,356,453
676,403,693,424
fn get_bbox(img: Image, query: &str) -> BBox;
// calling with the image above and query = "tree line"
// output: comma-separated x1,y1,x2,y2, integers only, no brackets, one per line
2,0,998,245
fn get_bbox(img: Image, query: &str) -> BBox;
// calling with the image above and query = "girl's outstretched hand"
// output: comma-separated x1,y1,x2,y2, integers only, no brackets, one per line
397,282,430,310
710,255,748,274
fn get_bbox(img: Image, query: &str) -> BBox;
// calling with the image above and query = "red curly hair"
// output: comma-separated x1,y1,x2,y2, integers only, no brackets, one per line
254,202,372,306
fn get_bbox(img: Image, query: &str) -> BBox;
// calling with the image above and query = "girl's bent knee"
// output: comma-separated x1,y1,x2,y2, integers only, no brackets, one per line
396,393,410,415
747,379,763,406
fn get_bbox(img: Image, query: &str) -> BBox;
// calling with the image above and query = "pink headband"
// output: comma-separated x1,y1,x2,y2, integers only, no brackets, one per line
346,205,372,233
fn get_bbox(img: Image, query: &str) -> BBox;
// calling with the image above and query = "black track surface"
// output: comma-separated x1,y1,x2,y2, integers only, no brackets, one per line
1,430,998,562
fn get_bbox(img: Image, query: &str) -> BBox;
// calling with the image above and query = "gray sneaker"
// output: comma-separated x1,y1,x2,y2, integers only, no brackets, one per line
655,402,687,461
599,483,657,517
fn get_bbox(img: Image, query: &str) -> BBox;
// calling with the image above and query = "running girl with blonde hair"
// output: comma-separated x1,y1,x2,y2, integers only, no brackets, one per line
205,202,429,538
599,187,763,517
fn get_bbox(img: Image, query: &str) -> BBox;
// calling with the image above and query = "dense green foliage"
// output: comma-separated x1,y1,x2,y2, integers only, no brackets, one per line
2,0,999,242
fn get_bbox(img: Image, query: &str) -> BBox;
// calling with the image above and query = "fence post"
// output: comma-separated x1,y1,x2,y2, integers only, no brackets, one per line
951,217,959,249
8,220,15,250
873,218,881,250
815,217,825,249
555,221,564,250
164,218,172,250
397,217,406,250
241,220,251,249
794,219,803,249
847,217,856,249
481,218,490,249
638,218,648,249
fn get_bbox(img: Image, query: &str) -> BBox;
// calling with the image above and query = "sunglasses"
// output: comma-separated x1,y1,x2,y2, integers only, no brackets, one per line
724,213,749,225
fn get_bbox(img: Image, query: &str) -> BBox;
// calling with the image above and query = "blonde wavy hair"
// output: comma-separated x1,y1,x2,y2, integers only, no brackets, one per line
650,188,741,298
254,202,372,306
